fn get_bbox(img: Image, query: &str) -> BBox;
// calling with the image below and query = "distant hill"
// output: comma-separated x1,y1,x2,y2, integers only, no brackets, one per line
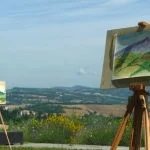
7,86,132,105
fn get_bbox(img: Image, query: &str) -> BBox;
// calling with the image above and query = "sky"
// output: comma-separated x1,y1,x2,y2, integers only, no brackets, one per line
0,0,150,88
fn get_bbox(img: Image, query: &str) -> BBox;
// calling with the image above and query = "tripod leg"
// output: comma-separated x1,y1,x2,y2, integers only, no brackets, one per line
130,95,147,150
130,103,143,150
142,96,150,150
143,110,150,150
0,111,12,150
111,96,134,150
111,114,130,150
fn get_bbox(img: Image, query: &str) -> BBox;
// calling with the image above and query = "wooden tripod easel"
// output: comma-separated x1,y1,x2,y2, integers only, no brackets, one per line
111,84,150,150
0,108,12,150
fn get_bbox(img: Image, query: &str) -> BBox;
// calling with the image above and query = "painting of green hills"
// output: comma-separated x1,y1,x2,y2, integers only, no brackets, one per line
0,91,6,104
0,81,6,104
112,30,150,80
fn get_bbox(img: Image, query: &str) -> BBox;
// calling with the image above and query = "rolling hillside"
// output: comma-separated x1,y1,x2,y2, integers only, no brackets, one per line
7,86,131,105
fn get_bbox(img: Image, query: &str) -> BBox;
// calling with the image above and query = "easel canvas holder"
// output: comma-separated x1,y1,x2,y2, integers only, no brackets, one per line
100,22,150,150
101,22,150,89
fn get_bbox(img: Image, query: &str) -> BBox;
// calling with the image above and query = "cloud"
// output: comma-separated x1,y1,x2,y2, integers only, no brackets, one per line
77,68,99,76
77,68,87,76
0,0,142,30
107,0,137,5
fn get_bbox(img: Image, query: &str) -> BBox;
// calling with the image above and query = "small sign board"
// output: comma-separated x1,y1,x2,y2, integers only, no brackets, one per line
0,81,6,104
101,25,150,89
0,124,8,129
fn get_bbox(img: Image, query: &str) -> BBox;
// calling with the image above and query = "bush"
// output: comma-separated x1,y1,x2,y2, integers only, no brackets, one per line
24,114,82,143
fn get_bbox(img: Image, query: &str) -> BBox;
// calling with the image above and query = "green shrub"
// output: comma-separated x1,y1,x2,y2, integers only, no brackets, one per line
22,115,82,143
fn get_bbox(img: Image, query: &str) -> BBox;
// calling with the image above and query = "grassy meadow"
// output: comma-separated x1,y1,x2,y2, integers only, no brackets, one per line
5,113,134,146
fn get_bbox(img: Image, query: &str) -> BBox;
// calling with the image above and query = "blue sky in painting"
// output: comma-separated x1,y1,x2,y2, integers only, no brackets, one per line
116,30,150,51
0,0,150,88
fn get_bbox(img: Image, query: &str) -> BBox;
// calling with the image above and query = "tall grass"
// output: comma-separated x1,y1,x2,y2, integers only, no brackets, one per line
8,113,133,146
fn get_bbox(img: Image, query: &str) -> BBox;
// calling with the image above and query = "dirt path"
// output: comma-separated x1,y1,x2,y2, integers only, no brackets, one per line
13,143,145,150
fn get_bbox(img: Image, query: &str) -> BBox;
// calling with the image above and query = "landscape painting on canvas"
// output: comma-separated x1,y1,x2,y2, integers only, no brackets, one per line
0,81,6,104
112,30,150,80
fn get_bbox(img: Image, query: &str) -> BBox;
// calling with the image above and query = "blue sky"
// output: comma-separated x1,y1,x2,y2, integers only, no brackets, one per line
0,0,150,88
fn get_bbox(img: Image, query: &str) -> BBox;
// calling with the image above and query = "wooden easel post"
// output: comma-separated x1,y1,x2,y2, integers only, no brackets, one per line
111,96,134,149
111,84,150,150
0,108,12,150
129,84,149,150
